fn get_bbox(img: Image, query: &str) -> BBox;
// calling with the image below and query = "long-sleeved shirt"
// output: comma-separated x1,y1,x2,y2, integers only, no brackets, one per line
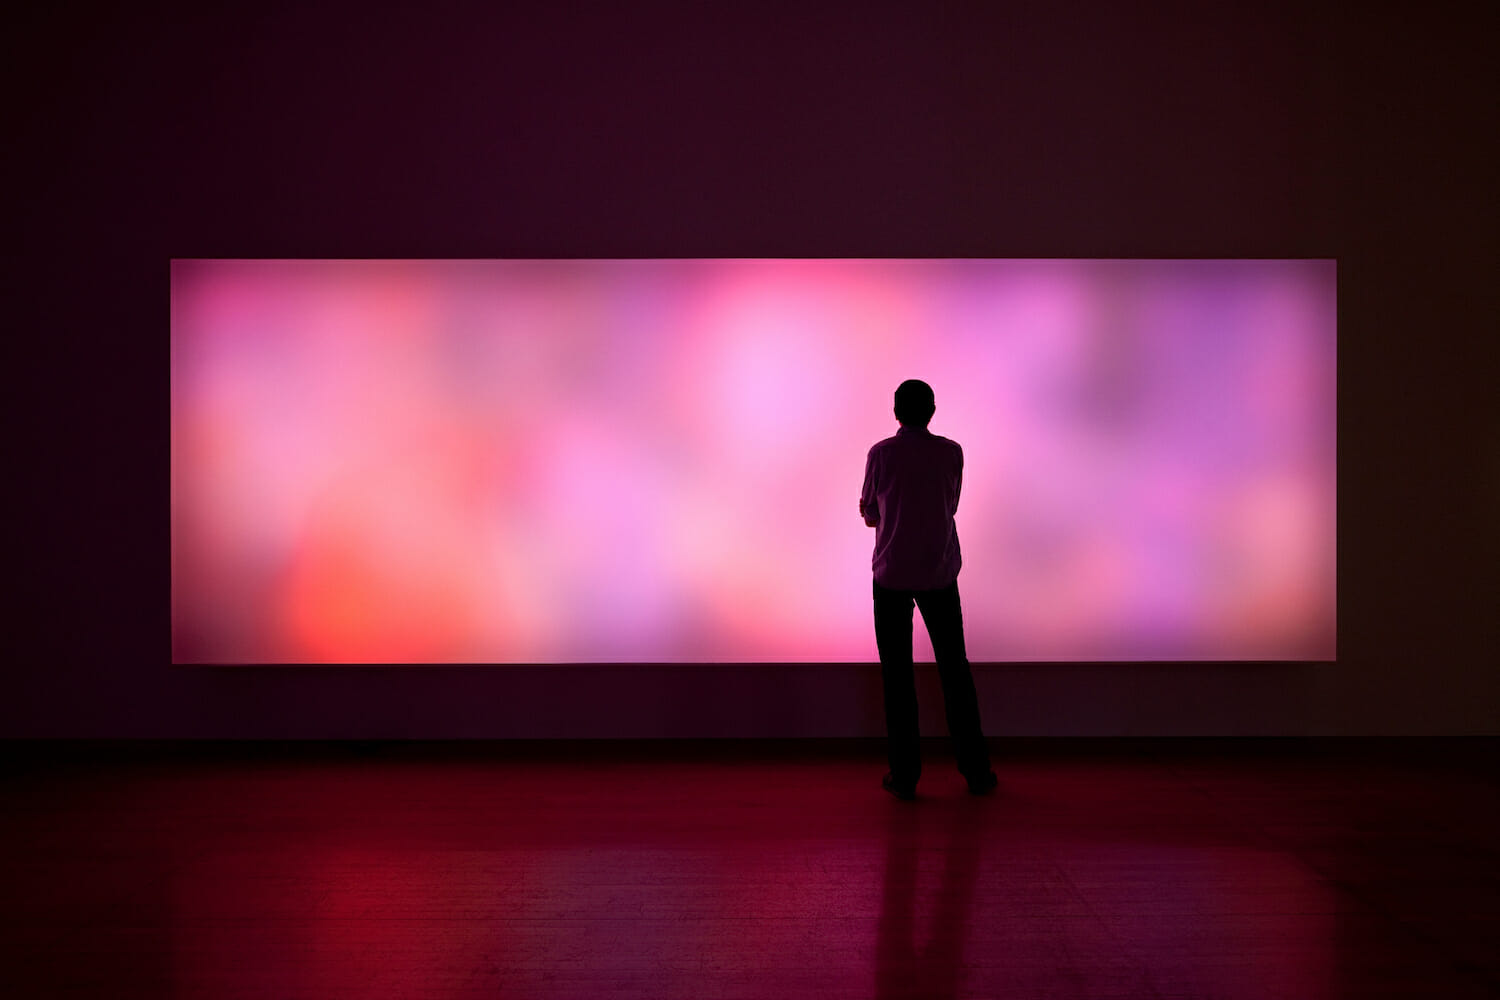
860,425,963,590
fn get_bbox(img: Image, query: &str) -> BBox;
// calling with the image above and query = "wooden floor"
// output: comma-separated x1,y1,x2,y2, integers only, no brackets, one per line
2,739,1496,999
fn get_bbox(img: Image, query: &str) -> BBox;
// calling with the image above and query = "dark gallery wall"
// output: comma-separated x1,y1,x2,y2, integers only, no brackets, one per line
8,0,1495,737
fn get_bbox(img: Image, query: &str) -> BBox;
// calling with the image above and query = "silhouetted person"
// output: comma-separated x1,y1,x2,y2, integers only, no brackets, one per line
860,380,996,800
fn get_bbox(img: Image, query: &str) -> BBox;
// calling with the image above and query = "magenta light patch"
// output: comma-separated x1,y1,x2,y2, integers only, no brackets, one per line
171,259,1335,662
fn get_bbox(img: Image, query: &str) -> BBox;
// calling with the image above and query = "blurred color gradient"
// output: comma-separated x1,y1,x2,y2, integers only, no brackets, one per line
171,259,1335,663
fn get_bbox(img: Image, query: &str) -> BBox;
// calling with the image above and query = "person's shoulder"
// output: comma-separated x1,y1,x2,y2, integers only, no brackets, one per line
931,433,962,454
868,434,901,456
934,434,963,465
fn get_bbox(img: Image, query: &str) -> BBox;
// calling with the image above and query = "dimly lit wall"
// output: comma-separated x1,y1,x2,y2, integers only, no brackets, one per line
9,0,1495,736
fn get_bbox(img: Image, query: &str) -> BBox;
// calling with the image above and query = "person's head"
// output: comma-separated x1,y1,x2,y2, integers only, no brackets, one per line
893,379,936,428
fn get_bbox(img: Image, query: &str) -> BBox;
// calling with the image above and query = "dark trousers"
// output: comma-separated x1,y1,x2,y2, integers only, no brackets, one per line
873,578,990,787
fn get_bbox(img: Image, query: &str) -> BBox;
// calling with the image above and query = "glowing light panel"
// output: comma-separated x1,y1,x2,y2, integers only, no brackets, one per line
172,259,1335,662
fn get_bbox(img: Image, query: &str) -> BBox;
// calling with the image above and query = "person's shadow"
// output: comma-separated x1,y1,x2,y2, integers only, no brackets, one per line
874,794,986,999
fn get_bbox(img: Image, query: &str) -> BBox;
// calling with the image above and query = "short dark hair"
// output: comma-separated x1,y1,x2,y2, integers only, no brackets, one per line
894,379,936,427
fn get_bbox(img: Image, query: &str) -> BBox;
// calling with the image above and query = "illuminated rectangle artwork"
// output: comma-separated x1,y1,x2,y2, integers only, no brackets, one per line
171,259,1335,662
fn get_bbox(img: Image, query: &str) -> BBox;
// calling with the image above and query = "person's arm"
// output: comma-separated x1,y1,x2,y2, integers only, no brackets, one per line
950,442,963,516
861,449,880,527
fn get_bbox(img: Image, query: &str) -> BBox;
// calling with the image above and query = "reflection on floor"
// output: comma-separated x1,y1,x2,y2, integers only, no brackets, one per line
3,738,1495,999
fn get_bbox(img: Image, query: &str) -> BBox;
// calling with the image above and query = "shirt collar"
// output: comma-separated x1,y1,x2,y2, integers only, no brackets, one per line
896,425,930,436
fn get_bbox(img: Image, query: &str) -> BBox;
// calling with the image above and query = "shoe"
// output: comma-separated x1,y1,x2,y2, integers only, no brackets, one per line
882,772,917,801
966,770,998,795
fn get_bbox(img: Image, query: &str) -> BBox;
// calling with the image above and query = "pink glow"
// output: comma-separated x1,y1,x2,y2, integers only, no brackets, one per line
171,259,1336,662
